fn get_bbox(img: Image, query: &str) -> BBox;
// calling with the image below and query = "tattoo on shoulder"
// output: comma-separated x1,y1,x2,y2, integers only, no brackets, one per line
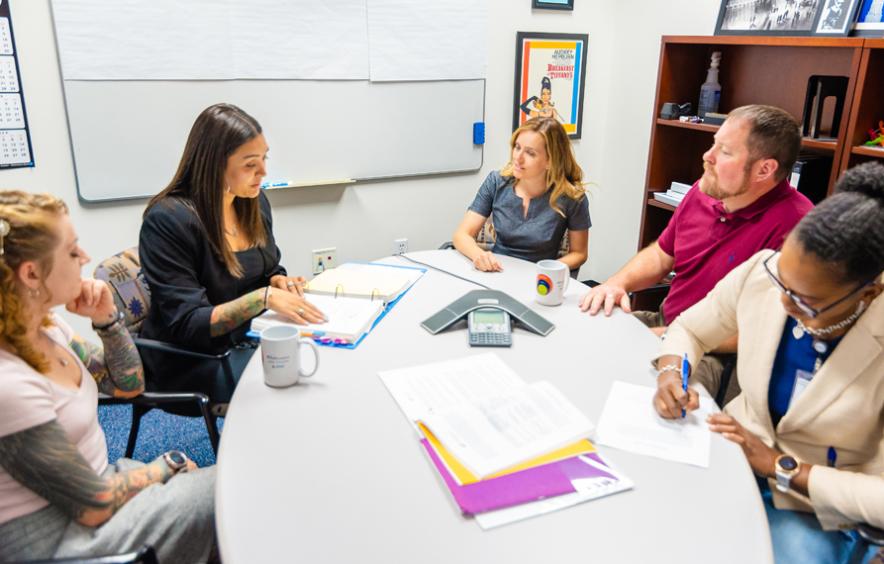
69,329,143,397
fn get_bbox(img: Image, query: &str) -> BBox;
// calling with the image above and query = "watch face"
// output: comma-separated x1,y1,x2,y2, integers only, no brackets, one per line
779,456,798,471
168,451,186,466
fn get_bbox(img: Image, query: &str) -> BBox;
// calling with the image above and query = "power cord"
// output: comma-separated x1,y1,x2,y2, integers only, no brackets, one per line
395,253,490,290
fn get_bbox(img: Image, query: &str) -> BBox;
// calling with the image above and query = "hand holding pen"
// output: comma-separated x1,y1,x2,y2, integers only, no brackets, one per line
652,353,700,420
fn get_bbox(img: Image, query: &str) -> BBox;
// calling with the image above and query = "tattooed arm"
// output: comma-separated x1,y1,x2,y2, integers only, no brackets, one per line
69,324,144,399
65,279,144,399
209,286,325,336
0,421,174,527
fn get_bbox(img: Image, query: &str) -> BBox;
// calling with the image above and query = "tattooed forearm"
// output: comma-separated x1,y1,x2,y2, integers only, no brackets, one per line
0,421,171,527
209,287,266,337
70,327,144,397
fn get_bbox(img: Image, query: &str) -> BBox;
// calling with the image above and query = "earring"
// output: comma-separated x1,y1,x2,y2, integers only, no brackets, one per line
28,287,39,298
226,184,231,194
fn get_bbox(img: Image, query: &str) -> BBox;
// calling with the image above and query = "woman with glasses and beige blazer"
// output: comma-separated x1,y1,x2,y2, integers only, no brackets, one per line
653,162,883,564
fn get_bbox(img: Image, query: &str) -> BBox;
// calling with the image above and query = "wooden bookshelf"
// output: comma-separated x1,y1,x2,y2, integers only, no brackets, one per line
841,38,884,171
639,36,869,251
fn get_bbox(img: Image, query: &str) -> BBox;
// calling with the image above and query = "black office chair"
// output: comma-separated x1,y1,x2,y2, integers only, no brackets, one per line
858,523,884,547
94,248,254,456
19,544,157,564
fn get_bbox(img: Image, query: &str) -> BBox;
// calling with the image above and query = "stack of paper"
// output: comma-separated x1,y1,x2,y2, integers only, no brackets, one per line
378,353,632,529
304,262,421,304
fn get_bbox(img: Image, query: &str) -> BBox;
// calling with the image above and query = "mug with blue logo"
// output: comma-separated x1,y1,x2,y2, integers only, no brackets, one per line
535,259,569,306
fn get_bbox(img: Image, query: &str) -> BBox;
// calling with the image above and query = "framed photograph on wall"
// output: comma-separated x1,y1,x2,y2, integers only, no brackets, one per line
814,0,862,34
513,32,588,139
852,0,884,35
532,0,574,10
715,0,822,35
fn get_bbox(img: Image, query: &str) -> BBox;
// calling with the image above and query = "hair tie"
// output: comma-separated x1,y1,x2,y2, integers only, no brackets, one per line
0,218,10,256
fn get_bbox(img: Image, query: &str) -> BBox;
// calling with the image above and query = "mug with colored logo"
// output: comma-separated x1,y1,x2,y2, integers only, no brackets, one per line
535,259,570,306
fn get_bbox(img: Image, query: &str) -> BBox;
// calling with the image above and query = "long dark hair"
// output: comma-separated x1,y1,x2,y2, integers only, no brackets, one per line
794,162,884,284
146,103,267,277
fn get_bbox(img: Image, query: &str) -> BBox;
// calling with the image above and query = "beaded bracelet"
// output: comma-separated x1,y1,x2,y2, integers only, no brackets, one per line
656,363,681,377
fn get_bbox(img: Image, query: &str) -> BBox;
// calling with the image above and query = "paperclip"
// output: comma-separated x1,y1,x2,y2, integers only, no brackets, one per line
334,284,344,299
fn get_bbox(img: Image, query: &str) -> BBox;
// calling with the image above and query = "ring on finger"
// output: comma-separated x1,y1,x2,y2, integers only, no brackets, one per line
286,281,296,288
297,307,305,316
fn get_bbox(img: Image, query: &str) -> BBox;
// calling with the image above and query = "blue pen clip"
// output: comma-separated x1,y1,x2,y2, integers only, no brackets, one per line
681,353,690,418
827,446,837,467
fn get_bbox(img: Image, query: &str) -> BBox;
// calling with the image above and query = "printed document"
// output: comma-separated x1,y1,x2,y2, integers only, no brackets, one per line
378,353,594,478
595,381,714,467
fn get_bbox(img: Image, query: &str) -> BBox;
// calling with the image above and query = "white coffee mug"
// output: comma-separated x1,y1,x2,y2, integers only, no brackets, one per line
535,259,570,306
260,325,320,388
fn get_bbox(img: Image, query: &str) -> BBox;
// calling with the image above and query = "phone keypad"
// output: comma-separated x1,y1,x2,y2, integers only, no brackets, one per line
469,332,512,347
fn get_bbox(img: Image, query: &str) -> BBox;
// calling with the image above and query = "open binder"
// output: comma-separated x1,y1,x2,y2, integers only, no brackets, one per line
249,261,425,349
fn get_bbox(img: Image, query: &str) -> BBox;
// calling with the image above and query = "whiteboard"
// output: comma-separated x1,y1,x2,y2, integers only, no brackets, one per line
61,79,485,202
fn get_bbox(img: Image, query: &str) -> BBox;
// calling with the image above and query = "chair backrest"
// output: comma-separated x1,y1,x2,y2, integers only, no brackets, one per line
93,247,151,335
477,218,571,258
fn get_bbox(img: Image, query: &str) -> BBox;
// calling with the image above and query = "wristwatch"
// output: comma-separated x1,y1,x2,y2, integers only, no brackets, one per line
162,450,190,475
774,454,800,493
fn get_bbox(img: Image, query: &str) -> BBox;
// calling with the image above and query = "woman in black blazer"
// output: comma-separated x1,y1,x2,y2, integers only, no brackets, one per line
139,103,323,405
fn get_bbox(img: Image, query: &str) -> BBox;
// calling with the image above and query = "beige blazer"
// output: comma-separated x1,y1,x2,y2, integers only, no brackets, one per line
660,250,884,531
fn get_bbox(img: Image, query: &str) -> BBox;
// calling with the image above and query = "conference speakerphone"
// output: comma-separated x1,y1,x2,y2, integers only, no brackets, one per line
421,290,555,337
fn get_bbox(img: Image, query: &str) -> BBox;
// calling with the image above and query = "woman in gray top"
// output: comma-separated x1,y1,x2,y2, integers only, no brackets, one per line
452,117,590,273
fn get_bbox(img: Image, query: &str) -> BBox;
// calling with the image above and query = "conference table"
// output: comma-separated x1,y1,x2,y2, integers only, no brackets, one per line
216,250,772,564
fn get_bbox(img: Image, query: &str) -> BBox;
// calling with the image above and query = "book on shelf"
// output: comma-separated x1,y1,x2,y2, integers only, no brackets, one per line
668,181,692,195
652,191,683,208
303,262,422,303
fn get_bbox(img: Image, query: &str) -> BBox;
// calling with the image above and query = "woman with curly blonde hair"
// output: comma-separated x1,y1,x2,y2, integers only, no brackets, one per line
452,117,590,274
0,191,215,562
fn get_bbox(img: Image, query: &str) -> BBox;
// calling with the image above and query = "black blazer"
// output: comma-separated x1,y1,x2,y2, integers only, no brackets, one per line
139,191,285,354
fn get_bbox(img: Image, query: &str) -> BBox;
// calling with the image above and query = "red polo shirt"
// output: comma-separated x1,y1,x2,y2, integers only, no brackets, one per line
657,179,813,324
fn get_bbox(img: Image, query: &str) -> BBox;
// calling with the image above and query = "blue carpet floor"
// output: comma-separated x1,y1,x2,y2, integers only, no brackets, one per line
98,405,222,468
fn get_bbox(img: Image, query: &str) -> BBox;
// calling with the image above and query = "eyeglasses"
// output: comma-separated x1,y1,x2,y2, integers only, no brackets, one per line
762,252,871,319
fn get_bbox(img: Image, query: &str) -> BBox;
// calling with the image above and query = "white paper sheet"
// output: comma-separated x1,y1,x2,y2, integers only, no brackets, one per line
52,0,370,80
595,381,715,468
251,294,383,343
366,0,487,81
52,0,232,80
232,0,369,79
379,353,524,430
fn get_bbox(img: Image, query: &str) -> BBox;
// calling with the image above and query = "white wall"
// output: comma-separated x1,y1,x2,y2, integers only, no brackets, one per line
7,0,720,334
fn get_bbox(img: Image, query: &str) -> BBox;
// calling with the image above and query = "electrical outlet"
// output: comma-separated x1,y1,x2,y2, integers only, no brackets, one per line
311,247,336,274
393,238,408,255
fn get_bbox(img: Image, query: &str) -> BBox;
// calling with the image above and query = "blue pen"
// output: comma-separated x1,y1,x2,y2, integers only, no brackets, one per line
827,447,837,467
681,353,689,418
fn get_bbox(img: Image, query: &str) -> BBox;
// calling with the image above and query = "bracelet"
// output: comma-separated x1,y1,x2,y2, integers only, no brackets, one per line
656,363,681,377
92,310,123,331
264,286,272,309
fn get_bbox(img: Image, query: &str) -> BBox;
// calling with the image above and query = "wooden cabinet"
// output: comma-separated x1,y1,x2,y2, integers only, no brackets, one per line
638,36,876,251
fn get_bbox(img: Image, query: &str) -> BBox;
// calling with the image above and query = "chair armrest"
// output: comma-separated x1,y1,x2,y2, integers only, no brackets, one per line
98,391,211,407
133,337,232,362
857,523,884,546
438,241,454,250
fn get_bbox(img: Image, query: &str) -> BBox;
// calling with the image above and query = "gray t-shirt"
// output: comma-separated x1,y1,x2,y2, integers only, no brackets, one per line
468,170,591,263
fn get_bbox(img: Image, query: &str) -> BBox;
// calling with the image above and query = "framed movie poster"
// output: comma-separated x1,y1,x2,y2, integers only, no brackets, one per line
853,0,884,35
715,0,822,35
513,32,588,139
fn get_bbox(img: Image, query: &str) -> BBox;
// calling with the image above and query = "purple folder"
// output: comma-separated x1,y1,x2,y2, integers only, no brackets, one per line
420,438,620,515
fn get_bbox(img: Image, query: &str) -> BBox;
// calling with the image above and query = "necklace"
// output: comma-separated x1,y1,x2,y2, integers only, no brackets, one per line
225,225,238,237
792,300,866,340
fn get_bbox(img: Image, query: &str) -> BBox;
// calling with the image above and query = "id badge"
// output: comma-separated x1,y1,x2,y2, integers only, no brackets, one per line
789,369,814,407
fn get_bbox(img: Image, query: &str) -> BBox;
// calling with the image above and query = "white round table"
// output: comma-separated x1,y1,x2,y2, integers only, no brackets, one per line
216,250,772,564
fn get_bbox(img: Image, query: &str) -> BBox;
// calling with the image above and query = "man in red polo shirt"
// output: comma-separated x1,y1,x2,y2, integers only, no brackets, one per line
580,105,813,398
